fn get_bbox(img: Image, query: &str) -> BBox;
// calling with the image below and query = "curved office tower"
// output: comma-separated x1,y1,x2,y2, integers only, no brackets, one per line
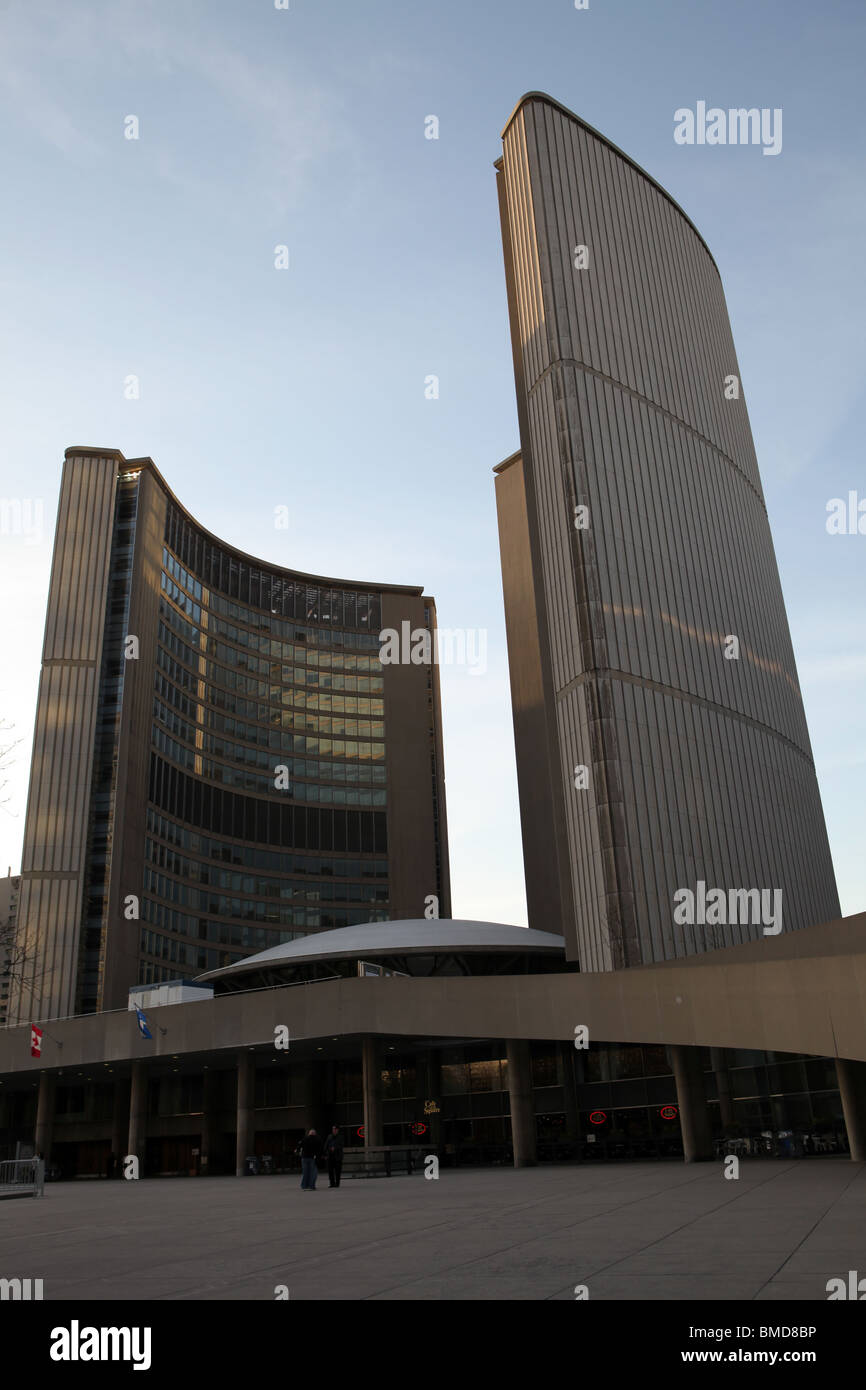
494,93,839,969
10,449,449,1019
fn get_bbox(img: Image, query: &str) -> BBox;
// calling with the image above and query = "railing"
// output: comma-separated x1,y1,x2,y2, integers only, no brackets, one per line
713,1132,849,1159
240,1146,424,1178
341,1146,424,1178
0,1158,45,1198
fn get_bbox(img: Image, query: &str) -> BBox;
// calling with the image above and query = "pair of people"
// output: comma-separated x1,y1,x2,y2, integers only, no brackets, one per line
298,1125,344,1190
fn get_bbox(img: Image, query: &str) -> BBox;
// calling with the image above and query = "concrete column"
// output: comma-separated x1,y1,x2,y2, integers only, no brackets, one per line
361,1037,383,1147
110,1077,130,1174
34,1073,56,1161
836,1058,866,1161
127,1060,148,1173
710,1047,735,1135
200,1068,219,1174
506,1039,537,1168
560,1042,580,1140
670,1045,713,1162
235,1051,255,1177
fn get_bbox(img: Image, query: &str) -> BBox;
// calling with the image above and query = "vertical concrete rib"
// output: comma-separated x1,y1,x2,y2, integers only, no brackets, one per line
8,452,119,1022
495,94,839,968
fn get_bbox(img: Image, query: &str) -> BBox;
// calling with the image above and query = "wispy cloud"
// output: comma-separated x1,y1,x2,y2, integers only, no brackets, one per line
0,0,356,210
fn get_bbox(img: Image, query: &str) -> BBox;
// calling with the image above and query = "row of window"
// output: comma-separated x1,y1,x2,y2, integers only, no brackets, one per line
209,705,385,743
80,480,139,1013
141,897,389,940
163,530,384,631
152,726,388,806
143,866,390,914
146,809,389,878
156,645,384,717
160,583,385,673
140,924,295,956
139,947,238,977
141,927,202,965
149,754,388,851
156,611,386,686
158,622,384,695
207,614,382,669
155,660,384,730
154,696,386,768
145,838,388,900
163,583,382,670
141,900,295,943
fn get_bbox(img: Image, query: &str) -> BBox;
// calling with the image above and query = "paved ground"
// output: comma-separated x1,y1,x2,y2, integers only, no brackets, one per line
2,1160,864,1300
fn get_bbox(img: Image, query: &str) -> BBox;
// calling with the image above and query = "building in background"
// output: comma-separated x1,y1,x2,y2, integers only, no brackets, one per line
0,871,20,1025
8,448,449,1022
494,93,839,967
0,101,863,1185
1,913,865,1177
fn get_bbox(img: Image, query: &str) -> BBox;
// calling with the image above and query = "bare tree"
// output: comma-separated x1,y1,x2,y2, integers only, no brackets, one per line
0,916,41,1017
0,719,22,815
0,722,39,1014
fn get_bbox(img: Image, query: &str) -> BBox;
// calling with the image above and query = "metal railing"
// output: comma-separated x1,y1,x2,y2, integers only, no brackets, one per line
0,1158,45,1198
713,1132,849,1159
341,1146,424,1178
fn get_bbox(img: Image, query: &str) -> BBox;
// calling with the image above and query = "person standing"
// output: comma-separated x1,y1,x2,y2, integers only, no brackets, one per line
323,1125,344,1188
298,1129,322,1191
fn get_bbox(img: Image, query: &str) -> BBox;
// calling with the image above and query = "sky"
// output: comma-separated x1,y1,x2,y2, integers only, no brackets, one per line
0,0,863,923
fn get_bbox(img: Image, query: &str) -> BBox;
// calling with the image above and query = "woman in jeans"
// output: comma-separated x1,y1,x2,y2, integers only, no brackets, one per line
298,1129,322,1190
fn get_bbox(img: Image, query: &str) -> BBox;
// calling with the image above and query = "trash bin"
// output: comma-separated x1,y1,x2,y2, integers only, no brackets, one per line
261,1155,274,1175
244,1156,259,1176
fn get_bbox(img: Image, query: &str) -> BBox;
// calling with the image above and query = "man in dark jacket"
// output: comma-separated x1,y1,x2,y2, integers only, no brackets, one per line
298,1129,322,1190
323,1125,344,1188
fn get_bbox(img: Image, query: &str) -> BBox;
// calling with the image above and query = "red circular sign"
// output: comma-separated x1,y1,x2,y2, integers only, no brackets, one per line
589,1110,607,1125
410,1122,427,1136
356,1125,365,1138
660,1105,678,1120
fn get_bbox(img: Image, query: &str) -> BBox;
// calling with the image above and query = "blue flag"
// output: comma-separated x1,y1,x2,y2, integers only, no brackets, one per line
136,1008,153,1040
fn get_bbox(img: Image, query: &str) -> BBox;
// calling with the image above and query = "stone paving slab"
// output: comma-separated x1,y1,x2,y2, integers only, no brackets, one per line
0,1161,863,1301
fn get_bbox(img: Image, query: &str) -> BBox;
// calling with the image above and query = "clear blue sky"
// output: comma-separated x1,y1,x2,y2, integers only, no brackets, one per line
0,0,863,921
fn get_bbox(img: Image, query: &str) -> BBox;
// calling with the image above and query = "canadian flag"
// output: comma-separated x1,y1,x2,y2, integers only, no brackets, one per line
30,1025,43,1058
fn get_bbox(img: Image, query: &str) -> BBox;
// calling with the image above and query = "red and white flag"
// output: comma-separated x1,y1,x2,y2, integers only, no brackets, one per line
30,1025,43,1058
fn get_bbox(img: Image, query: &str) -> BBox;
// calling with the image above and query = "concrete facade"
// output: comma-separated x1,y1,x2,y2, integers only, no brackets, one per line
494,94,840,968
2,911,866,1077
8,449,450,1022
0,911,863,1178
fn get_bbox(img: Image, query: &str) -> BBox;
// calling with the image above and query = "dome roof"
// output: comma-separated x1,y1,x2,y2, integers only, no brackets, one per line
196,918,566,985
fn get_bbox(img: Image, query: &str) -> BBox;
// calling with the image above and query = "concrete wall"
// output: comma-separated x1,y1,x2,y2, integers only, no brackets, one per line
2,913,865,1075
496,94,840,969
11,447,451,1018
8,451,120,1023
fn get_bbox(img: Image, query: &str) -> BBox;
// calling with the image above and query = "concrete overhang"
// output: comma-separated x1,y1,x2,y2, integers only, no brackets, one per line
1,913,864,1076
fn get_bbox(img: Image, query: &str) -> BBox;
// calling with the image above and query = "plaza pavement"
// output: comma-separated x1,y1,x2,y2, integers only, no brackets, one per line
2,1159,864,1301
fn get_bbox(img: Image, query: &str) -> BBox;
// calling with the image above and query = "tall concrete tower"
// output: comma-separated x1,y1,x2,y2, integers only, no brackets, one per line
10,448,449,1020
494,94,839,968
